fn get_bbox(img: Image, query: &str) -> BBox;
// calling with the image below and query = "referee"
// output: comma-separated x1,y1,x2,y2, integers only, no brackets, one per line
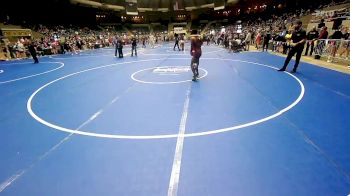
173,34,180,51
28,40,39,64
278,21,306,73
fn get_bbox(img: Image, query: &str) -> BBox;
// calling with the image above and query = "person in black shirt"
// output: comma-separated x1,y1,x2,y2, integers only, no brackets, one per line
28,41,39,64
262,31,271,52
117,39,123,58
318,19,325,29
327,28,344,62
278,21,306,73
142,36,146,48
330,28,343,39
173,34,180,51
131,36,137,57
114,36,119,57
304,27,319,56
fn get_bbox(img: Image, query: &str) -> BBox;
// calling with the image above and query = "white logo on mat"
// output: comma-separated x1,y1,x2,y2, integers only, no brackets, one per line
153,67,190,74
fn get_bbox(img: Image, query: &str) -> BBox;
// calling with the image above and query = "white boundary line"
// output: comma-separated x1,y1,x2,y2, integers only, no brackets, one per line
168,85,191,196
0,62,64,85
49,54,113,60
131,66,208,84
49,50,138,60
27,58,305,140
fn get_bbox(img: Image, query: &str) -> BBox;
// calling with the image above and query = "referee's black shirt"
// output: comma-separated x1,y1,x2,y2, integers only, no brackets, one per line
292,29,307,44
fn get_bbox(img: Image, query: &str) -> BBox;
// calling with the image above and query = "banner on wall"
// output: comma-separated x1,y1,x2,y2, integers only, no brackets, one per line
174,27,186,34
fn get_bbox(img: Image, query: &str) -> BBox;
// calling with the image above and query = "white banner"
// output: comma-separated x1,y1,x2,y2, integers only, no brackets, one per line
174,27,186,34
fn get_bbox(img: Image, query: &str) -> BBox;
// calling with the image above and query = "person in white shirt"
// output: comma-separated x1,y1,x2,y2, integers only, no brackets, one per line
245,31,252,51
149,34,155,48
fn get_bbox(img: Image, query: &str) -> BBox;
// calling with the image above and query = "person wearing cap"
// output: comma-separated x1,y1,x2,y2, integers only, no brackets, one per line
278,20,306,73
190,30,203,81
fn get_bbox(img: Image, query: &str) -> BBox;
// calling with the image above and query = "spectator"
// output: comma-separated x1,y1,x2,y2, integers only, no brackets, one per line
117,39,123,58
131,36,137,57
319,26,329,39
327,27,343,62
244,30,252,51
304,26,319,56
256,32,262,49
318,19,326,29
262,31,271,52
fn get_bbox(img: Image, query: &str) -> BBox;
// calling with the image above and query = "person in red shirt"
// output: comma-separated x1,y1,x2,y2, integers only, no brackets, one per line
318,26,329,39
314,26,329,60
190,30,203,81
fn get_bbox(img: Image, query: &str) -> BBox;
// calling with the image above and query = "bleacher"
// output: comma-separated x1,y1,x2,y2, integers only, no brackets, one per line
306,2,350,32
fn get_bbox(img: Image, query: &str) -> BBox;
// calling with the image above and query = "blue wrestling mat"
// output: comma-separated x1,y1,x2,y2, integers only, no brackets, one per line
0,43,350,196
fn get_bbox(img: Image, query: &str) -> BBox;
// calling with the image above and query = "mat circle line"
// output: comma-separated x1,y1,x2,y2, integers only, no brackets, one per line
27,58,305,140
0,62,65,84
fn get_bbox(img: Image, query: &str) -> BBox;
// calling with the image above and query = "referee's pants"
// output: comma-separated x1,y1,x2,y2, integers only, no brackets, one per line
281,45,304,70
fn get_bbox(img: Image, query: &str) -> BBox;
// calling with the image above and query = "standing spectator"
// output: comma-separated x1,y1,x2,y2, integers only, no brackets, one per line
244,30,252,51
173,34,180,51
255,32,262,49
262,31,271,52
149,34,155,48
117,39,123,58
339,27,350,60
142,36,146,48
180,36,185,51
327,27,343,62
315,26,329,59
304,27,319,56
318,26,329,39
59,36,66,54
318,19,326,29
131,36,137,57
16,41,26,58
114,36,119,57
